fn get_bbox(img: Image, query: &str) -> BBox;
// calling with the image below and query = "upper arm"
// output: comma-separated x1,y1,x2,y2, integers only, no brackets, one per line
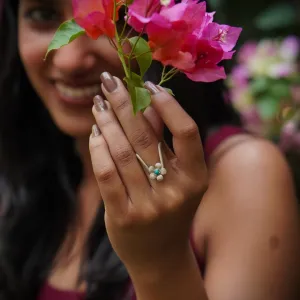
193,138,300,300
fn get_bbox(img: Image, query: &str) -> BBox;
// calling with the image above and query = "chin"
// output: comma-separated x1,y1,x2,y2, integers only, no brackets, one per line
42,94,96,138
60,124,93,138
50,112,94,138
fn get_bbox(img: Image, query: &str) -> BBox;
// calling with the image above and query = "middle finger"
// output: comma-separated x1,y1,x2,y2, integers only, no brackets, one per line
100,73,164,170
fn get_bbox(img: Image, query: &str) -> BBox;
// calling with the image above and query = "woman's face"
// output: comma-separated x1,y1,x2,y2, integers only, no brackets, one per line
18,0,125,137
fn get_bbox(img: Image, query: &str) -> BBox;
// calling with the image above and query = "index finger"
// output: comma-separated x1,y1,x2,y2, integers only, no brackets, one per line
144,82,205,169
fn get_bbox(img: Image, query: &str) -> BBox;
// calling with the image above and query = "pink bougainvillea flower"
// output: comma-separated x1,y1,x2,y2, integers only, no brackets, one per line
127,0,170,32
145,0,241,82
202,23,242,52
183,39,227,82
146,0,206,60
147,14,193,66
73,0,121,39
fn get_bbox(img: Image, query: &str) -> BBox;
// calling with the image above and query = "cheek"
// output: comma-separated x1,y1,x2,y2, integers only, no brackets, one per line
18,24,54,74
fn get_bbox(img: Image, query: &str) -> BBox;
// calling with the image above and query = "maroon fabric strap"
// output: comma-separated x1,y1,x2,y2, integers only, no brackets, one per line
204,125,245,159
38,283,84,300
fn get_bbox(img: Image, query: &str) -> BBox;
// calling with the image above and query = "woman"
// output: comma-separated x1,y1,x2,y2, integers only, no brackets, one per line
0,0,299,299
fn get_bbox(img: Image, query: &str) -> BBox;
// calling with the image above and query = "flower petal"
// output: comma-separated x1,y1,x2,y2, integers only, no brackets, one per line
185,64,226,82
202,23,242,52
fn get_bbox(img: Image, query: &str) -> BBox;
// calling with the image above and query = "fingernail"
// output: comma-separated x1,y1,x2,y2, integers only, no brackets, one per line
92,124,101,137
144,81,160,94
100,72,117,93
93,95,107,112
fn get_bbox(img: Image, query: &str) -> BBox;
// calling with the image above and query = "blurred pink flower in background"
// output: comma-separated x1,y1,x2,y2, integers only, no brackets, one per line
227,35,300,152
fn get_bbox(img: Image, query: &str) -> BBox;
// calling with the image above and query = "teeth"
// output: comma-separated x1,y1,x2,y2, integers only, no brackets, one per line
56,83,101,99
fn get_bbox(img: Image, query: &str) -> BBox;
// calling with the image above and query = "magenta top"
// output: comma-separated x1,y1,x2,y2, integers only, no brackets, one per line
37,125,245,300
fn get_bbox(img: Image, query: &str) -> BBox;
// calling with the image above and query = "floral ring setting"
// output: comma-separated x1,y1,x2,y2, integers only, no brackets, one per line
136,142,167,182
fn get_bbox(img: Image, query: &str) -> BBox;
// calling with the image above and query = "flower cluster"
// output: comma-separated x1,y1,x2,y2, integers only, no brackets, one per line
46,0,242,113
127,0,242,82
226,36,300,152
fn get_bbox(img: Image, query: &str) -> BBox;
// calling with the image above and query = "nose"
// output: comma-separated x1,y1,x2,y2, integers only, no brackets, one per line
51,34,97,77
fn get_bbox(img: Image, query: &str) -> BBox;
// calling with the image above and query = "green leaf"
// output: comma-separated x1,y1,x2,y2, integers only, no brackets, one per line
128,71,144,87
45,19,85,59
255,3,297,31
269,81,291,99
163,88,175,96
249,77,269,95
129,37,152,77
125,73,151,114
257,96,280,120
134,87,151,113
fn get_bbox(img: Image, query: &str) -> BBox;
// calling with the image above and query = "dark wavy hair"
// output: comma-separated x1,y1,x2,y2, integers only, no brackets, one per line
0,0,241,299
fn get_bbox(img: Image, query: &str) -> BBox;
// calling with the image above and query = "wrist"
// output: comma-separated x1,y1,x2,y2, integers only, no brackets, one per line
127,242,196,284
127,244,206,300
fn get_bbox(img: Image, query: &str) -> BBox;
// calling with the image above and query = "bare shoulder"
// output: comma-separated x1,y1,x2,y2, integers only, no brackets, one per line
209,133,292,175
195,134,297,219
192,135,300,299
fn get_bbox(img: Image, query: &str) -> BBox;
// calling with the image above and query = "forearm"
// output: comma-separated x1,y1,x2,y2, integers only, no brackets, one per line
129,245,208,300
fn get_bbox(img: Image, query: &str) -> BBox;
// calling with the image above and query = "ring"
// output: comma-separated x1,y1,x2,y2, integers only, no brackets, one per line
136,142,167,182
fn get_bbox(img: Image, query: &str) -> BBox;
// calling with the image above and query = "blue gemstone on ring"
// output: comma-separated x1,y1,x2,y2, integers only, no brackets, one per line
154,169,161,176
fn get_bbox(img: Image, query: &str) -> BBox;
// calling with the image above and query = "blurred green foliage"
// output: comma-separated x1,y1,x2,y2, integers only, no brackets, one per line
208,0,300,45
210,0,300,198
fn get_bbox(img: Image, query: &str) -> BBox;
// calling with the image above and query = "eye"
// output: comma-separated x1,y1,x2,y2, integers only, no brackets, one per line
24,7,59,23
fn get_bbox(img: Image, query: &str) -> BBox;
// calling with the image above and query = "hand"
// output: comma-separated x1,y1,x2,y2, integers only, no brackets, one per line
89,72,208,275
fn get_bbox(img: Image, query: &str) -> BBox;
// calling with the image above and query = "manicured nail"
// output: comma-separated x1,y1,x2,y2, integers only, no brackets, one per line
100,72,117,92
92,124,101,137
93,95,107,112
144,81,160,94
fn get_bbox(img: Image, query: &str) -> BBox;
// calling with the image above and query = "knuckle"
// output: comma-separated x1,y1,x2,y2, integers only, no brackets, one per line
177,121,199,140
114,146,134,166
95,166,116,183
113,94,131,112
89,136,105,152
131,129,153,150
186,176,209,199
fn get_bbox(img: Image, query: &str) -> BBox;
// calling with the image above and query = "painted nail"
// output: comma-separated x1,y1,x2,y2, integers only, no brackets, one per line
144,81,160,94
92,124,101,137
93,95,107,112
100,72,117,92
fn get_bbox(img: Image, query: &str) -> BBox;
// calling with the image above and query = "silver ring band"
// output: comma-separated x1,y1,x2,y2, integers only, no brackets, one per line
136,142,167,181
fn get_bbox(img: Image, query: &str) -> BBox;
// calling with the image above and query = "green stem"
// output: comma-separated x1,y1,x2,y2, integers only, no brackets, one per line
120,0,129,39
122,28,134,45
132,50,152,59
159,68,179,85
113,0,130,78
160,66,167,83
129,30,144,59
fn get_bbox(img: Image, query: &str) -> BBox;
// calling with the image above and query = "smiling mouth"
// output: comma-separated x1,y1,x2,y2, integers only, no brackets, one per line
55,82,101,100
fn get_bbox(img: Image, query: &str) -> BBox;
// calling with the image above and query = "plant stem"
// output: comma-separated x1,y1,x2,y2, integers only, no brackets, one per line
160,65,167,83
132,50,152,59
108,37,118,51
159,67,179,85
120,0,129,39
129,30,144,59
122,28,134,45
113,0,130,78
